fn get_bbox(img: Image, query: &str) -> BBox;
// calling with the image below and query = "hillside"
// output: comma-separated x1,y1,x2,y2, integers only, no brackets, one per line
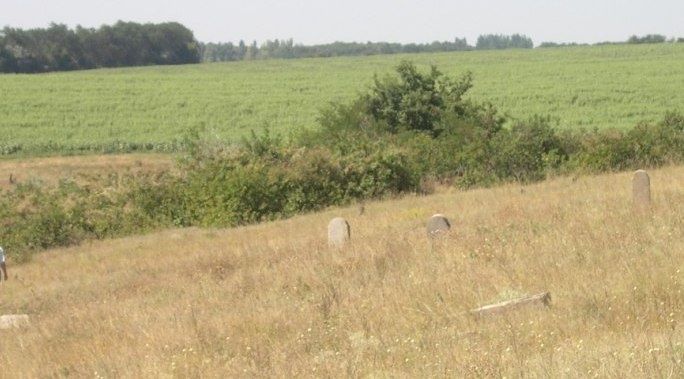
1,166,682,376
1,43,683,156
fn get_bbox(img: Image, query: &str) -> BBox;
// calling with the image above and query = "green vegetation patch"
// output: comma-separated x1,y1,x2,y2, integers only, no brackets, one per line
1,43,682,156
2,62,682,261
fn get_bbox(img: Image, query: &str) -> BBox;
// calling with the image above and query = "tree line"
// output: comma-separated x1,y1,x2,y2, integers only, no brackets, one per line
627,34,668,44
540,34,683,48
201,37,473,62
0,21,200,73
1,22,539,71
200,34,537,62
3,20,681,73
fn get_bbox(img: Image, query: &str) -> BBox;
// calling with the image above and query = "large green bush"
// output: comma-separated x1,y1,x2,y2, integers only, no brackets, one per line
312,61,483,139
169,136,418,227
565,112,684,172
488,116,567,182
0,177,161,262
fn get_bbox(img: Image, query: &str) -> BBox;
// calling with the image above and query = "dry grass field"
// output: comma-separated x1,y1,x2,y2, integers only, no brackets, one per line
0,166,682,377
0,154,173,190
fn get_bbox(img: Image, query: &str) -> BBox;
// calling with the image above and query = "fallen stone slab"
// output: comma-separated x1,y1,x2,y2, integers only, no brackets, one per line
0,314,30,329
471,292,551,317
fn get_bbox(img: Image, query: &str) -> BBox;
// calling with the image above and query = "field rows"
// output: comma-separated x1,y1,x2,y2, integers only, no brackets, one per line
1,43,683,155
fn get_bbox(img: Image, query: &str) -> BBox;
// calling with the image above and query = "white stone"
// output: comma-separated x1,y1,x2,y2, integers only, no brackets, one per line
328,217,350,247
0,314,29,329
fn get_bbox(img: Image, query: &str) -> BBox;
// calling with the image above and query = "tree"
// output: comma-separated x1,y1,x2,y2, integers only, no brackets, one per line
196,37,474,63
627,34,666,44
361,61,474,135
238,40,247,59
0,21,201,73
476,34,533,50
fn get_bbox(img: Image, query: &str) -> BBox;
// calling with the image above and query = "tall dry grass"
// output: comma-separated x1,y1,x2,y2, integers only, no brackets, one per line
0,166,682,377
0,153,172,190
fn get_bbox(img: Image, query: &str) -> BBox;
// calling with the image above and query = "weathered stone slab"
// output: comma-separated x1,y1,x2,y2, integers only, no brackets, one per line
426,214,450,237
328,217,350,247
0,314,29,329
470,292,551,317
632,170,651,208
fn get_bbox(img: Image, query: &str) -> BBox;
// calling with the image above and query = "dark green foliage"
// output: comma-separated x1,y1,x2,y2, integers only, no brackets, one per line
0,21,200,73
365,62,474,135
627,34,667,44
168,134,418,227
313,62,478,138
476,34,534,50
0,176,161,262
566,112,684,172
489,116,567,182
309,61,683,186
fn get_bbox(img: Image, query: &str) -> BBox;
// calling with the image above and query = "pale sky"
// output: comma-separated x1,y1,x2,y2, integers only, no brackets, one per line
2,0,683,46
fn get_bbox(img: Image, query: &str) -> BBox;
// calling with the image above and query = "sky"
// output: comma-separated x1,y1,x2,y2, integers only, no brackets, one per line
2,0,683,46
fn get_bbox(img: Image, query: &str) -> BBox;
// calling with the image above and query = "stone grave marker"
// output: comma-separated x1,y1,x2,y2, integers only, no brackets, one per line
427,214,450,237
0,314,30,330
328,217,351,247
471,292,551,317
632,170,651,208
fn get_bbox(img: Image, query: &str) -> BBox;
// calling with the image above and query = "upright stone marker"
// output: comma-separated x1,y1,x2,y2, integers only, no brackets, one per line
328,217,351,247
427,214,450,237
632,170,651,208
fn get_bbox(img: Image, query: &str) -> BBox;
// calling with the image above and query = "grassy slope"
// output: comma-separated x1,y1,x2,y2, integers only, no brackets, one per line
1,43,683,155
0,166,681,376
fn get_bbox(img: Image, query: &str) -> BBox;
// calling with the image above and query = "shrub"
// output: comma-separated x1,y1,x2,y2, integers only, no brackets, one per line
172,135,418,227
313,61,479,138
489,116,567,182
565,112,684,172
0,177,163,262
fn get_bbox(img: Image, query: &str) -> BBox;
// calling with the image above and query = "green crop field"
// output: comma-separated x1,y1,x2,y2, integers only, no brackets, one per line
1,43,682,156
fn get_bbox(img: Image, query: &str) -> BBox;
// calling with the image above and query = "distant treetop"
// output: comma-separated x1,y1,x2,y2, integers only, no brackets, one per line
200,34,537,63
627,34,667,44
475,34,534,50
